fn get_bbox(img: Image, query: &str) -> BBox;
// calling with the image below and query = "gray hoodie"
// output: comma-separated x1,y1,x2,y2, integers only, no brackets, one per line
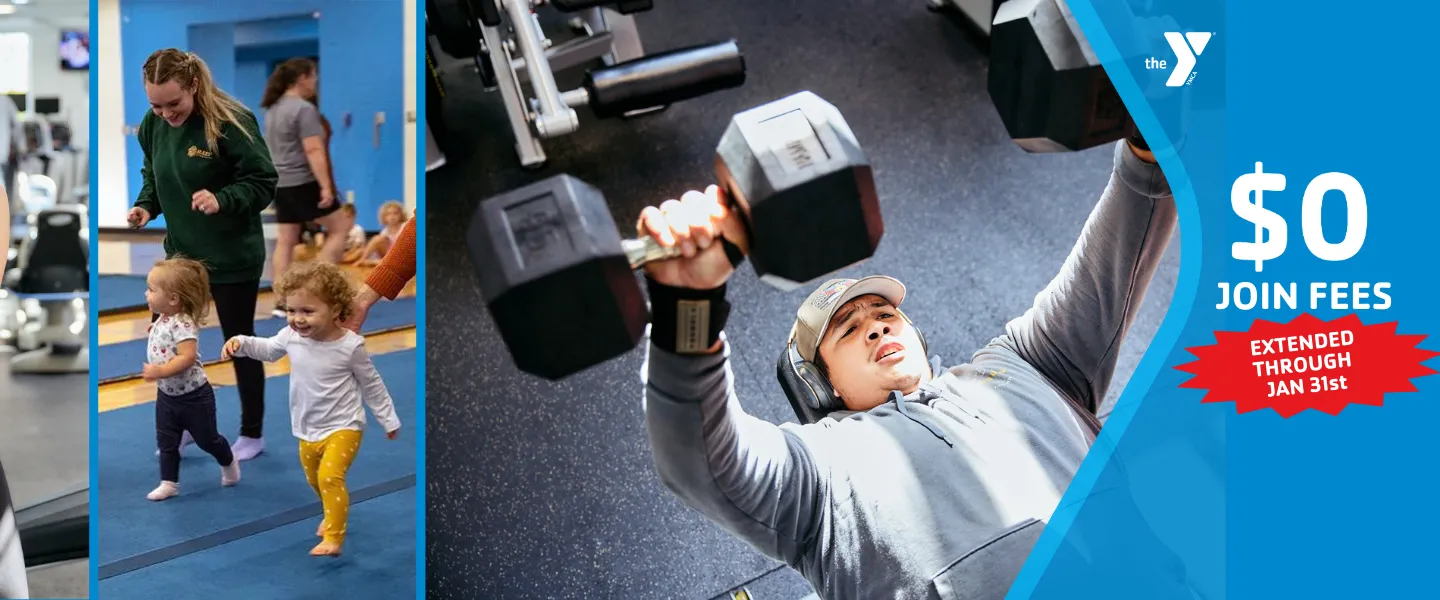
643,141,1176,600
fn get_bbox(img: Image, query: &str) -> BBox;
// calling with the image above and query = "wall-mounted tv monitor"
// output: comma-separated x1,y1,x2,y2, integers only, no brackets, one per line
34,98,59,115
60,31,89,70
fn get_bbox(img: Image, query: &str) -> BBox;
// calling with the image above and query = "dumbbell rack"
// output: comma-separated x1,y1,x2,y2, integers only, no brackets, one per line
428,0,744,169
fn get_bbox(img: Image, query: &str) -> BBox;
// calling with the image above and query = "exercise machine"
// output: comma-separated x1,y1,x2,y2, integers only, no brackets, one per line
12,118,57,218
12,171,57,217
3,205,89,374
427,0,747,168
10,116,86,219
15,118,51,179
42,121,88,206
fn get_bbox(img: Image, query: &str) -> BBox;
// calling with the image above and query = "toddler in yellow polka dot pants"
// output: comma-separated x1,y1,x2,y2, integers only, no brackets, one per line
221,261,401,557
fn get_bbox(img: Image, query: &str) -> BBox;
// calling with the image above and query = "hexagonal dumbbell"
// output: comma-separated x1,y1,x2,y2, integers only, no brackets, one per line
467,92,883,379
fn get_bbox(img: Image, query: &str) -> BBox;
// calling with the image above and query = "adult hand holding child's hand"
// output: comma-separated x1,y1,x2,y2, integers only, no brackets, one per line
342,285,382,333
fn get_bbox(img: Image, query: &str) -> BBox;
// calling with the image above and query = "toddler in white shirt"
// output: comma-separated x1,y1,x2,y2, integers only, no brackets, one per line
222,261,401,557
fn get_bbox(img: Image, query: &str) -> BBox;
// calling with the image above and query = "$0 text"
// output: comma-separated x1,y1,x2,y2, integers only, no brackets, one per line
1231,163,1367,272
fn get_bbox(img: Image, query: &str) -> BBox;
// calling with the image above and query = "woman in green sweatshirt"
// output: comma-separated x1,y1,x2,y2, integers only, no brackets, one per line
127,48,278,461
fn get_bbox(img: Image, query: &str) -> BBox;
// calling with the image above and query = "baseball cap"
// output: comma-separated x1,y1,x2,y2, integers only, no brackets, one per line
791,276,907,363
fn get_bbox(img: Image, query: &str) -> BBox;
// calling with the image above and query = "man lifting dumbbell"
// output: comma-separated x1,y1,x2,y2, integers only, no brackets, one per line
469,92,880,380
638,133,1182,598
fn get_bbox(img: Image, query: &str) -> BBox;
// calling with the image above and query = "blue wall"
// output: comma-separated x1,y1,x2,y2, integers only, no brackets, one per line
234,14,320,47
186,23,235,92
232,59,270,118
234,40,321,115
120,0,405,231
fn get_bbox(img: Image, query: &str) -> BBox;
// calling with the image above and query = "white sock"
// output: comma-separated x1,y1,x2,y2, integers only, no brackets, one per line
147,481,179,501
232,436,266,461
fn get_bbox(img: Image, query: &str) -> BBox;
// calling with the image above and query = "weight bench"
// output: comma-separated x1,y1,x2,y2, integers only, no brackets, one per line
427,0,746,168
4,206,89,375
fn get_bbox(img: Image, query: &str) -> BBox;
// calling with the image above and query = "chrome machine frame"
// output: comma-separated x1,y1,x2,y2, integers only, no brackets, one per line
430,0,652,169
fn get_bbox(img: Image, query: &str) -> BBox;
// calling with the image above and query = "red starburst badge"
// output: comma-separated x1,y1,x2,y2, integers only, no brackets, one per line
1176,313,1439,417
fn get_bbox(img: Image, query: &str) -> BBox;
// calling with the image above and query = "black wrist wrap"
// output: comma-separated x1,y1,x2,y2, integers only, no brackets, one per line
646,277,730,354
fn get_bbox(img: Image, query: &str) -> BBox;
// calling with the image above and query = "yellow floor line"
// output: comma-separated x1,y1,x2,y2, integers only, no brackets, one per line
98,327,417,413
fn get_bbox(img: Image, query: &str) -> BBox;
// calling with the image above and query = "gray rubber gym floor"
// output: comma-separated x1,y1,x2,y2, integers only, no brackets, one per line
425,2,1181,598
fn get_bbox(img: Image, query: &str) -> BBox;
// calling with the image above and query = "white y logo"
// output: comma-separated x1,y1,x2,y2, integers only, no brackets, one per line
1164,32,1212,87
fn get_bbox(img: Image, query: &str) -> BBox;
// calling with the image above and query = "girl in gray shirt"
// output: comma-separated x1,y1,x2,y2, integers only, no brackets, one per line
260,58,355,313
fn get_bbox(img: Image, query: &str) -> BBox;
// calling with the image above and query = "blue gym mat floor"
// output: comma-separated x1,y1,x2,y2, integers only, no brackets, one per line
101,491,414,599
97,350,417,598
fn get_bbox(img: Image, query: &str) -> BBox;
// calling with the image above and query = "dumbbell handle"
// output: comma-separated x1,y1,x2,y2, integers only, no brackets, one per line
620,179,751,269
622,235,746,270
621,177,754,270
622,236,681,268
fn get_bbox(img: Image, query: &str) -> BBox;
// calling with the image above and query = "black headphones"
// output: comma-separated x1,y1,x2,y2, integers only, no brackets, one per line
776,310,928,424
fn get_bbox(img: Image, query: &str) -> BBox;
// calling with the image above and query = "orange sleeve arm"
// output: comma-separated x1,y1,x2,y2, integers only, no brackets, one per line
364,217,417,300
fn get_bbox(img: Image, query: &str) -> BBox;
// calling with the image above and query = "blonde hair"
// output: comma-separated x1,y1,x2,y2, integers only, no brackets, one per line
152,257,211,326
340,203,357,217
274,261,355,322
378,200,408,223
143,48,256,153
